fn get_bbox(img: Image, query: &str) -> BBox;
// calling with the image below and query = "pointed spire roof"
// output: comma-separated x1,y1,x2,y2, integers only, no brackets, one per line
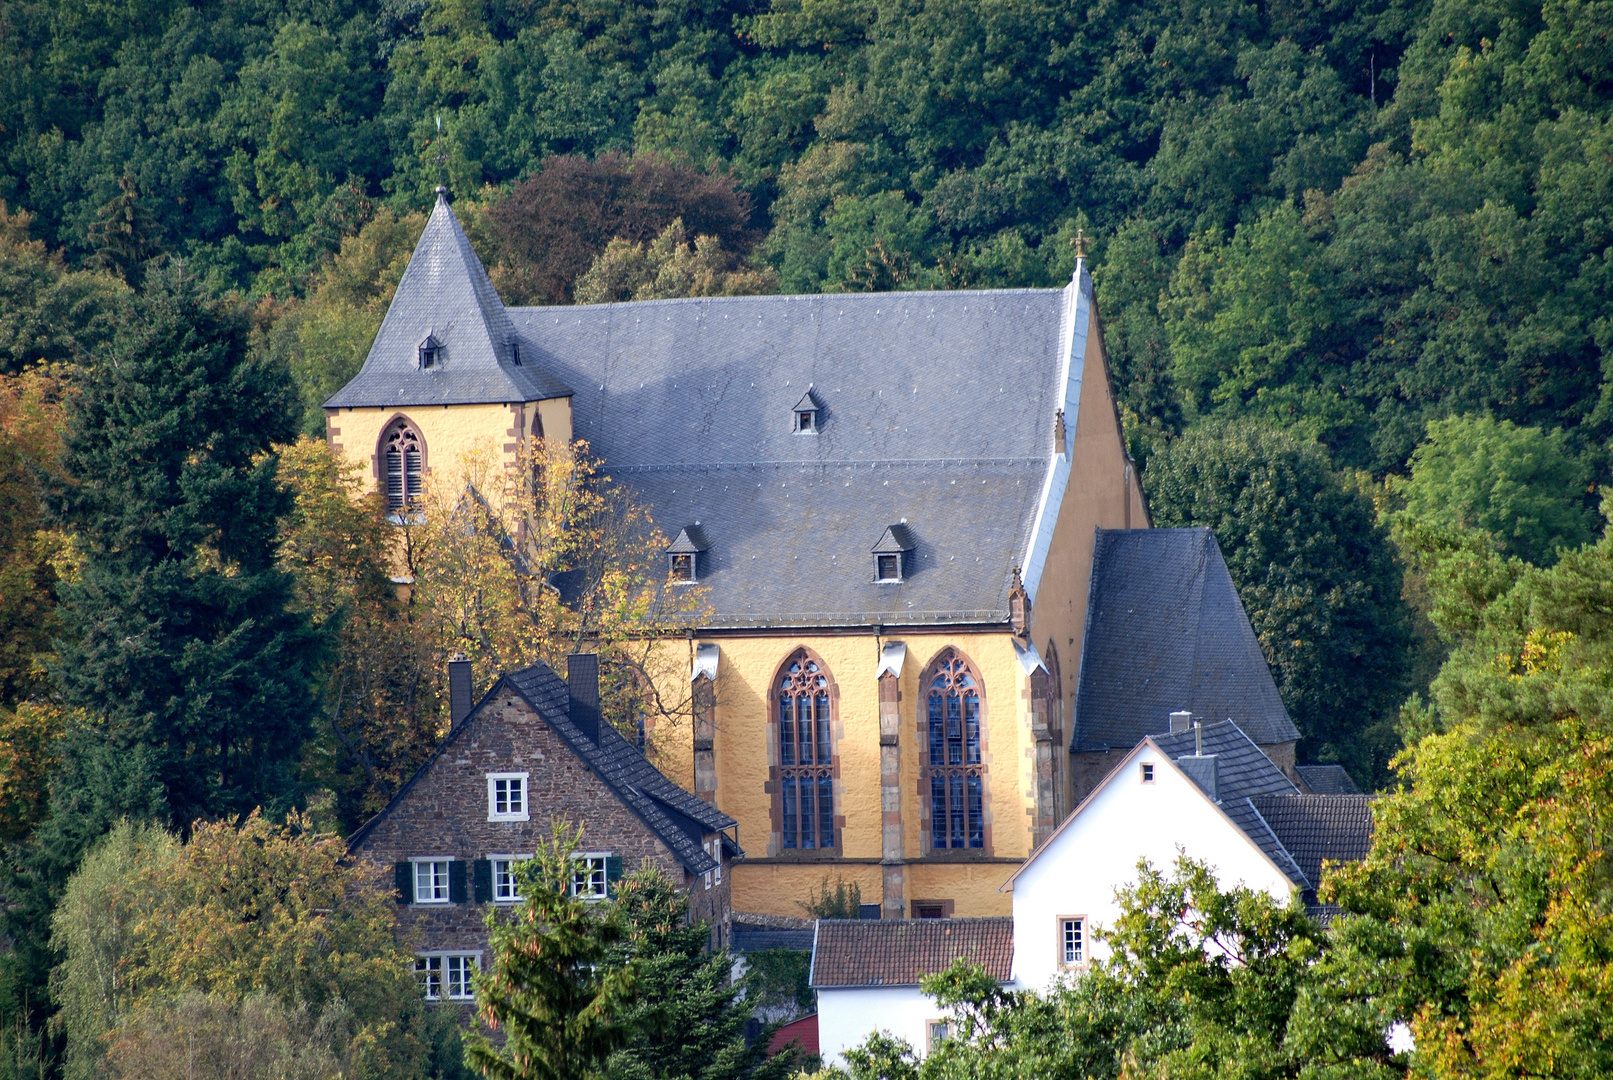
324,189,571,409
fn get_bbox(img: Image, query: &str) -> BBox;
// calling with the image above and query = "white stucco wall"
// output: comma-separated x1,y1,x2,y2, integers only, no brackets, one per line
816,985,949,1067
1006,742,1297,992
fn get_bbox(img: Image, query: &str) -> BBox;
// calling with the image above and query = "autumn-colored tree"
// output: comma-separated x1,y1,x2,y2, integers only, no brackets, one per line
408,439,705,746
574,219,777,304
486,154,758,305
277,437,441,830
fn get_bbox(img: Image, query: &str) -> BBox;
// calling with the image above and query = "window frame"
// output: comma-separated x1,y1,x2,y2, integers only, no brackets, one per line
925,1019,951,1054
415,951,480,1001
795,409,817,433
489,854,532,903
410,857,454,905
772,648,840,856
875,552,903,582
669,552,697,583
1058,915,1087,968
570,852,611,901
378,416,427,513
920,648,990,854
487,772,531,822
1140,761,1155,784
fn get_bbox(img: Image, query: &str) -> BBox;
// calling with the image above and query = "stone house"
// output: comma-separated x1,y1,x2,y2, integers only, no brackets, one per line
348,654,739,1003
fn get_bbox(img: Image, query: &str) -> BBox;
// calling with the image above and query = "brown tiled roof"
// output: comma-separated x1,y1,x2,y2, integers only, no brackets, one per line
810,918,1014,988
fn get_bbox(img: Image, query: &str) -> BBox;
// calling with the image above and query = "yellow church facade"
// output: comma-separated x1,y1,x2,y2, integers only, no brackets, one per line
326,190,1149,918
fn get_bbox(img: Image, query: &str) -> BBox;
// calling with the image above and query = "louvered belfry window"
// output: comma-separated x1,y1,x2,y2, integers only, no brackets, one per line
777,650,835,851
382,419,424,510
925,650,986,849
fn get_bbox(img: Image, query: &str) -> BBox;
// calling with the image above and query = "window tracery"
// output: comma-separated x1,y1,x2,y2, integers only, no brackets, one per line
381,417,425,510
775,649,836,852
923,649,987,850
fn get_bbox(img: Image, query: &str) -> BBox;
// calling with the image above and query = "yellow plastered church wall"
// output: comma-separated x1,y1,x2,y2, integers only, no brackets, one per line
324,397,574,495
1022,309,1149,812
647,632,1036,918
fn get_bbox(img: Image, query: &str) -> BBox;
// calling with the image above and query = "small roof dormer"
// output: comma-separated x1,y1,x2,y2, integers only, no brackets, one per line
667,524,710,584
793,387,823,433
418,332,442,370
872,522,915,583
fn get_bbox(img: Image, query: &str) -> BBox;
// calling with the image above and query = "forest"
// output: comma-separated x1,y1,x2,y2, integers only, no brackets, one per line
1,0,1611,1076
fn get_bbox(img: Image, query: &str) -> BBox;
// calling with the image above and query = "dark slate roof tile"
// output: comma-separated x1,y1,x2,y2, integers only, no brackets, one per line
1074,529,1299,751
1294,764,1364,795
810,918,1014,988
1249,793,1374,891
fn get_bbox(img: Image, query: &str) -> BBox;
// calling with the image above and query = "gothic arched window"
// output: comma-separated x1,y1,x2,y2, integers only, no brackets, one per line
380,417,425,510
776,650,836,852
924,649,987,850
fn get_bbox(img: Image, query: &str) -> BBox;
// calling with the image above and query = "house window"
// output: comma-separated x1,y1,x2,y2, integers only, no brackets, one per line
415,953,478,1000
913,901,949,919
670,552,697,582
1060,917,1086,966
491,855,531,902
776,650,836,852
571,853,609,900
381,418,425,511
926,1020,951,1053
510,341,521,365
923,650,986,850
876,553,902,582
419,335,442,369
796,409,816,433
1140,762,1155,784
487,773,529,821
413,859,452,904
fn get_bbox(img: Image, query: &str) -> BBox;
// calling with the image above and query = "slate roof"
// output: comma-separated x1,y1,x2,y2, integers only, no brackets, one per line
348,659,735,876
1154,721,1308,887
1294,764,1363,795
1250,793,1374,891
810,918,1014,988
510,291,1070,627
325,190,571,408
1073,529,1299,751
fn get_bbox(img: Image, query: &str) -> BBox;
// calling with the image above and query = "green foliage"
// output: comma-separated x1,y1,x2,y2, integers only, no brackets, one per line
49,260,316,830
740,950,813,1021
1391,415,1597,566
603,869,795,1080
1146,421,1413,783
574,219,777,304
798,876,861,920
464,822,638,1080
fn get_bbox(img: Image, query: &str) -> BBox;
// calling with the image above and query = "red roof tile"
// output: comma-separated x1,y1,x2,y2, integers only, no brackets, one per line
810,918,1014,988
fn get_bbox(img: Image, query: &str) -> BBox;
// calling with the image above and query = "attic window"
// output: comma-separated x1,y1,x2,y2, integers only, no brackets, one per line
872,522,916,583
792,388,822,433
509,340,521,366
1140,762,1155,784
666,525,708,585
419,335,442,369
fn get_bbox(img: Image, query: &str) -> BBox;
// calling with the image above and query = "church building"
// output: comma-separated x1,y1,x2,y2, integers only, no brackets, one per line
325,189,1223,920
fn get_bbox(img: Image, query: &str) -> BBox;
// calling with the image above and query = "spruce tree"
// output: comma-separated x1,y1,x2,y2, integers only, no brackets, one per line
49,260,316,828
605,871,797,1080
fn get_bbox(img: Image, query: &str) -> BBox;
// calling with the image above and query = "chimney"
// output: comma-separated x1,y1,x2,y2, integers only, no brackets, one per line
448,652,473,729
1177,753,1219,802
567,653,601,743
1194,719,1203,757
1169,710,1192,734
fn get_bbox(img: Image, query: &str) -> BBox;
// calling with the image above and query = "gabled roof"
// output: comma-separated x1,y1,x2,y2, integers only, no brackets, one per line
1153,720,1307,887
810,918,1014,988
1073,529,1299,752
666,525,710,553
871,523,916,554
509,285,1082,628
792,387,823,413
1294,764,1363,795
325,190,571,408
1249,793,1374,891
348,659,735,875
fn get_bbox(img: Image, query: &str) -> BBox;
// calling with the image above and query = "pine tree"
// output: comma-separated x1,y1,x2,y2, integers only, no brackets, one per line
48,259,316,829
465,823,638,1080
605,870,797,1080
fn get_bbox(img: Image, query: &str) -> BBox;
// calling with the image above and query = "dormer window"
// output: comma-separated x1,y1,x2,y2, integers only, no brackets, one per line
871,523,916,583
666,525,709,585
419,334,442,369
509,340,522,366
792,388,823,433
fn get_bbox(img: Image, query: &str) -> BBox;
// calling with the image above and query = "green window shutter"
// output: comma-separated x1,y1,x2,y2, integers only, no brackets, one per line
449,860,469,904
394,861,413,904
472,859,493,904
605,855,623,894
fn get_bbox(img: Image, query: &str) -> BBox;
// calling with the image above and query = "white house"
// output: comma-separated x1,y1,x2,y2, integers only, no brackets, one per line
1003,717,1373,991
809,917,1013,1067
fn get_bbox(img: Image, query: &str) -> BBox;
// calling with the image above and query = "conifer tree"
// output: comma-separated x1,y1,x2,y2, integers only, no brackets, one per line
48,260,316,829
466,823,638,1080
605,870,796,1080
